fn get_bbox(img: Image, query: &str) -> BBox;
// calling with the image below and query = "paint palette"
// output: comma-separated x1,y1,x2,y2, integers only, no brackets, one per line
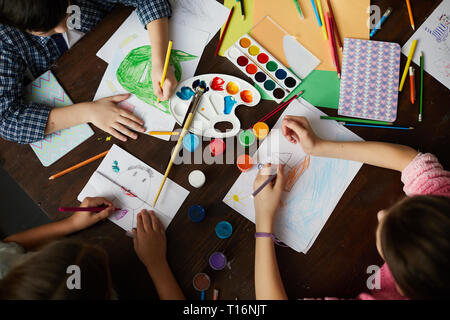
225,34,301,103
170,74,261,138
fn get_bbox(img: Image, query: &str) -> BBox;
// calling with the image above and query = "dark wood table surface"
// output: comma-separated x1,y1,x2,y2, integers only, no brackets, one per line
0,1,448,300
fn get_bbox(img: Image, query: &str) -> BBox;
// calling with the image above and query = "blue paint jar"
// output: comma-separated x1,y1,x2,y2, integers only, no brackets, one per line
215,221,233,239
188,205,206,222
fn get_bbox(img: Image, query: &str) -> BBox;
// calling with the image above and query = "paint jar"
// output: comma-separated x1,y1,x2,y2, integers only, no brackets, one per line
239,130,256,147
237,154,254,172
209,252,227,271
188,170,206,188
188,205,206,222
253,122,270,140
215,221,233,239
193,273,211,292
183,133,199,152
209,138,225,156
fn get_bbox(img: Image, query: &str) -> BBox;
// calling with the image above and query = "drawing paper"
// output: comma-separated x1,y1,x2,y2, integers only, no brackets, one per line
223,98,363,253
25,71,94,167
402,0,450,90
78,144,189,231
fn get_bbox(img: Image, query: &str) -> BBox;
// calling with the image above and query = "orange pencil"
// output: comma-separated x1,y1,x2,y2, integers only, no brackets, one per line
409,66,415,104
326,0,342,49
406,0,415,30
49,150,109,180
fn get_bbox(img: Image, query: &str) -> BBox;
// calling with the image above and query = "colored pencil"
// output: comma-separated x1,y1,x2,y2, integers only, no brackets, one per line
329,14,341,78
419,52,424,122
326,0,342,49
213,289,220,300
316,0,328,40
399,39,417,92
251,92,302,127
252,173,277,198
311,0,322,27
409,66,415,104
406,0,415,31
215,7,234,56
293,0,305,20
48,150,109,180
370,7,392,37
238,0,245,20
157,40,173,103
320,116,393,125
59,207,122,213
153,87,206,207
148,131,180,136
340,122,414,130
325,13,340,78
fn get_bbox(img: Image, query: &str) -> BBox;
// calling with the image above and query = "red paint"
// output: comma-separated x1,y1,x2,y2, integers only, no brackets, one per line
257,53,269,64
211,77,225,91
246,64,258,75
237,56,248,66
209,139,225,156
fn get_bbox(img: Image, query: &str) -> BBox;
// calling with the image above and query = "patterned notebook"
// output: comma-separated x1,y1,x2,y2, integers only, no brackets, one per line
338,39,401,122
25,71,94,167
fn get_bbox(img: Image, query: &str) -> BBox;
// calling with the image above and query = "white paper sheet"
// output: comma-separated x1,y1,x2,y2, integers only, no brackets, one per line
78,144,189,231
402,0,450,90
94,11,210,140
223,99,364,253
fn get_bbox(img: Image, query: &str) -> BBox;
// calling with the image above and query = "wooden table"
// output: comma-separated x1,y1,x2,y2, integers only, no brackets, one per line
0,1,448,299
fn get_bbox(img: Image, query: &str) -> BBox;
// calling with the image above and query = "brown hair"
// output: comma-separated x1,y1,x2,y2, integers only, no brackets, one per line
380,195,450,299
0,239,113,300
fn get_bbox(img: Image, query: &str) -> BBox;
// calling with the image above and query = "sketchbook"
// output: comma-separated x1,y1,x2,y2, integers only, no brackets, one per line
24,71,94,167
78,144,189,231
338,38,401,122
223,98,363,253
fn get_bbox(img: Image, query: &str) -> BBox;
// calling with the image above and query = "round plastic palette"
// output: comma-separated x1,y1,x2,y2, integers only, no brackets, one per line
170,74,261,138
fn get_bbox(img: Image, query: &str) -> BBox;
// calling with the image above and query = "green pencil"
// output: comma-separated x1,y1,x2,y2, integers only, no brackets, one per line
419,52,423,122
320,116,393,125
293,0,304,19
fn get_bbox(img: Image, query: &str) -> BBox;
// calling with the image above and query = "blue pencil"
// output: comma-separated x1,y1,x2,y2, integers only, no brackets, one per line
340,122,414,130
311,0,322,27
370,7,392,37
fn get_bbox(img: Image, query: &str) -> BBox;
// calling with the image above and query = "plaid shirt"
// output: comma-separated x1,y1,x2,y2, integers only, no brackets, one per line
0,0,171,144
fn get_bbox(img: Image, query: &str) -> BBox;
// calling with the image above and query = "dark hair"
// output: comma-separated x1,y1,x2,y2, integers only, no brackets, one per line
0,239,113,300
380,195,450,299
0,0,69,32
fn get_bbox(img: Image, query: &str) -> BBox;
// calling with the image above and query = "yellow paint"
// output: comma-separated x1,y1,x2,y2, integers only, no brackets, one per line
226,82,240,95
248,45,260,56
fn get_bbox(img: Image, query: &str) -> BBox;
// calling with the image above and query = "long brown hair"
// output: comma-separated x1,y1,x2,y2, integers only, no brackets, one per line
0,239,113,299
380,195,450,299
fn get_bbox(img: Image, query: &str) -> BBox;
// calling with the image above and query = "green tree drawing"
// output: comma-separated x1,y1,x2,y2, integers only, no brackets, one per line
117,45,197,114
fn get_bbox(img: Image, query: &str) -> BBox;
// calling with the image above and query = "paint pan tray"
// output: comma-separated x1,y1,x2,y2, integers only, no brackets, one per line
170,74,261,138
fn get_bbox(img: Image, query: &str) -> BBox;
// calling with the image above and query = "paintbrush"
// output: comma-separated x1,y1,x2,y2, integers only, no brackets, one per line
153,85,206,207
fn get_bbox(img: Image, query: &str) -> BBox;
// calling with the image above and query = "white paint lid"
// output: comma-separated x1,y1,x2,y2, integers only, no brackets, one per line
188,170,206,188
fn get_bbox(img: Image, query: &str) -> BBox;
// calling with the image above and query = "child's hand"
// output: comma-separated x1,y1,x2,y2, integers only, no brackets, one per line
133,210,167,273
152,67,177,101
69,197,114,231
253,164,286,233
282,116,322,155
89,94,146,142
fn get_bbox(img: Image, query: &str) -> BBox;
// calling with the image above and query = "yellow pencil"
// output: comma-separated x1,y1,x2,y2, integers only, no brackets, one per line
406,0,415,31
399,39,417,92
316,0,328,40
157,40,173,103
147,131,180,136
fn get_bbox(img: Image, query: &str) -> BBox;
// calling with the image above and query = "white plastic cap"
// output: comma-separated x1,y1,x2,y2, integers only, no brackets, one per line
188,170,206,188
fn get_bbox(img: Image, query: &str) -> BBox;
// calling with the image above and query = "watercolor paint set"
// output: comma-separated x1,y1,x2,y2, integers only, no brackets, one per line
170,74,261,138
225,34,301,103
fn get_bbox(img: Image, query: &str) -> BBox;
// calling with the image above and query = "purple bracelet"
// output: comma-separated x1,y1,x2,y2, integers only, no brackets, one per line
254,232,288,247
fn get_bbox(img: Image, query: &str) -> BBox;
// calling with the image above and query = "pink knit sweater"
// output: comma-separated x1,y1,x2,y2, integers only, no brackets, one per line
358,153,450,300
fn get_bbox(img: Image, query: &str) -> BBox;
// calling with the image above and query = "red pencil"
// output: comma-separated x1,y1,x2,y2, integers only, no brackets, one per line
215,7,234,56
59,207,121,212
326,0,342,49
325,13,340,78
329,15,341,78
251,93,301,128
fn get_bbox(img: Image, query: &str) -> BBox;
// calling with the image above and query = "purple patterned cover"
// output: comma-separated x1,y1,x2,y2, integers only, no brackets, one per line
338,38,401,122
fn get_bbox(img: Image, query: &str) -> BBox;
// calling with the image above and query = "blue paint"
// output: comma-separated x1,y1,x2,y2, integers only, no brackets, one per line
275,69,287,80
215,221,233,239
112,161,120,173
176,86,195,100
193,79,210,92
183,133,199,152
188,205,206,222
224,96,237,114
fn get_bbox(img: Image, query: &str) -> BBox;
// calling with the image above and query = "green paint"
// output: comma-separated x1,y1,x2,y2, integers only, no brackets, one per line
116,45,197,114
266,61,278,72
239,130,256,147
264,80,276,90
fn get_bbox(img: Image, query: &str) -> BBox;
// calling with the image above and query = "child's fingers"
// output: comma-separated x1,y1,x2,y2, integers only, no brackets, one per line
136,211,145,234
96,207,113,220
274,164,287,192
119,109,145,126
153,83,164,99
107,128,127,142
140,210,152,233
148,210,160,231
108,94,130,103
112,123,138,140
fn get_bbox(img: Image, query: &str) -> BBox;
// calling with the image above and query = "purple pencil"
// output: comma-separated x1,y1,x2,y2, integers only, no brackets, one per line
59,207,121,212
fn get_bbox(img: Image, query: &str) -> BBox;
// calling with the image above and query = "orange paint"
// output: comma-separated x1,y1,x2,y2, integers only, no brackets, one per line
239,37,251,48
237,154,253,172
245,64,257,75
226,82,240,95
253,122,269,140
240,90,253,103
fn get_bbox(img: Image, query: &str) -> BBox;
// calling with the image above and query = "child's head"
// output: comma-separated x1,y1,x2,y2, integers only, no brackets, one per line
0,0,69,36
0,239,113,299
375,195,450,299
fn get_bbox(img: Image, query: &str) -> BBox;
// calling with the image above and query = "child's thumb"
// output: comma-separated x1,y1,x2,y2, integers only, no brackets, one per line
109,93,130,103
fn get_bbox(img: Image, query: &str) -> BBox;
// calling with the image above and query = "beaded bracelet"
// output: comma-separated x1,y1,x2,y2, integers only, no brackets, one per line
254,232,288,247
